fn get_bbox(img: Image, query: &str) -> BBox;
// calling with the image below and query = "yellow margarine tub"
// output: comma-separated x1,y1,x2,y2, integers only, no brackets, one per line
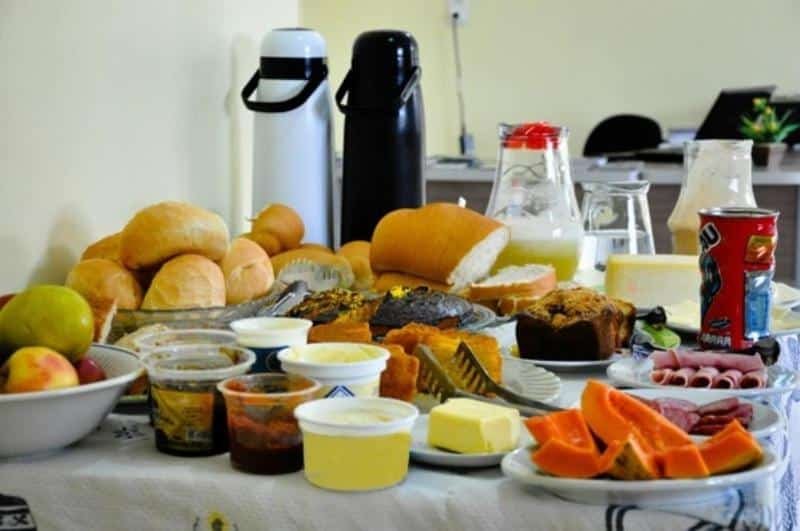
277,343,389,398
294,397,418,491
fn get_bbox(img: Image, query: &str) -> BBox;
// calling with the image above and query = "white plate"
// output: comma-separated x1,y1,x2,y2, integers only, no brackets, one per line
607,358,799,398
509,353,622,373
501,446,781,506
410,415,531,468
502,356,561,403
569,388,782,440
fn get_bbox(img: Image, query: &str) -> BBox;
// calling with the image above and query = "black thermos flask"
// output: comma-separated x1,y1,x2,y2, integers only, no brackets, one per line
337,30,425,243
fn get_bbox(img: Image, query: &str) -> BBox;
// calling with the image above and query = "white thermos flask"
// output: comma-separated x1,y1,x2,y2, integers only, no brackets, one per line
242,28,333,246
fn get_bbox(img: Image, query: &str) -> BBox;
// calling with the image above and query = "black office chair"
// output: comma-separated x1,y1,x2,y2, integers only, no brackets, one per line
583,114,663,156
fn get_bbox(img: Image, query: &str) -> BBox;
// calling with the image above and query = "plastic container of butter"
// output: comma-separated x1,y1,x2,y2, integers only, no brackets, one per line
294,397,419,491
277,343,389,398
231,317,312,373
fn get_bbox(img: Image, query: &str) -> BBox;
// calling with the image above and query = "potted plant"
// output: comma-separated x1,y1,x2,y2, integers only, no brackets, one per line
740,97,800,169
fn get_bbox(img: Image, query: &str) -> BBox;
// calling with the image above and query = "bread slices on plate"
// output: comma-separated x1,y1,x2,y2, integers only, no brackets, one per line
469,264,556,303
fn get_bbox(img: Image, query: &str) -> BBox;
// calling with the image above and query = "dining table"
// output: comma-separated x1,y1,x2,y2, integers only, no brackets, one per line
2,326,798,531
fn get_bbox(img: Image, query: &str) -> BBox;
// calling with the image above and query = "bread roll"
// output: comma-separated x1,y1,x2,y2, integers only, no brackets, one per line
141,254,225,310
252,204,304,252
371,203,510,289
300,243,334,254
221,238,275,305
373,272,451,293
271,248,354,288
81,233,121,262
120,201,229,269
337,241,374,290
66,258,143,310
242,231,282,256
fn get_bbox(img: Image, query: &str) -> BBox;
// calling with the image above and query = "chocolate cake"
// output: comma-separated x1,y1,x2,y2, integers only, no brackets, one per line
369,287,474,334
516,288,635,361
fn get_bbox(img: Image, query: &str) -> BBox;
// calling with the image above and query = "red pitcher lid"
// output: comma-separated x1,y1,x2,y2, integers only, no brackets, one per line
504,122,560,150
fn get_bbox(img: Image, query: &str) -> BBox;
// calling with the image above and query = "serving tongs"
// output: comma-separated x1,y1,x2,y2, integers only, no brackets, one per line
255,280,310,317
413,344,560,417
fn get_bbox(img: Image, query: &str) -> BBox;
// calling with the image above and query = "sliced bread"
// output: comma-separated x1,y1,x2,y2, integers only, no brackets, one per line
469,264,557,302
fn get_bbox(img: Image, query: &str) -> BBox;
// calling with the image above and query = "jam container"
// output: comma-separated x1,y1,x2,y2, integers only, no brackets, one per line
142,345,255,457
277,343,389,398
294,397,419,491
133,329,237,353
230,317,312,373
217,373,320,474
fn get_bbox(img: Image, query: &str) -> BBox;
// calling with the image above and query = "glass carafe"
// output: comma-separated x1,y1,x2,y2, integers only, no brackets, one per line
667,140,756,255
579,181,655,272
486,123,583,281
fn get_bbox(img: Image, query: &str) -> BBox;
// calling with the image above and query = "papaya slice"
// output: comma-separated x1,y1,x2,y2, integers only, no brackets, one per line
605,435,661,480
581,380,644,449
699,421,763,475
608,387,693,451
581,380,691,453
532,438,624,478
532,439,603,478
525,409,597,451
661,444,710,479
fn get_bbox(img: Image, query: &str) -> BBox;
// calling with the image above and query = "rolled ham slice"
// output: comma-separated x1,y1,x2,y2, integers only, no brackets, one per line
668,367,696,387
740,369,768,389
712,369,743,389
651,349,764,373
689,366,720,388
650,368,674,385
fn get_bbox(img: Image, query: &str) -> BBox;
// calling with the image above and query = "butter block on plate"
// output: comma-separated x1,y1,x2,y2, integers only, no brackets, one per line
428,398,520,454
605,254,699,308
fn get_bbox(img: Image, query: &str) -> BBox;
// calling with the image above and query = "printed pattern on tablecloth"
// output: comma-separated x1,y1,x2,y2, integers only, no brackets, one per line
0,494,36,531
774,335,800,531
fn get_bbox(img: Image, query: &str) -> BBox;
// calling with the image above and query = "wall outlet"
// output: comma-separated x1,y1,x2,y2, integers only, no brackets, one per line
449,0,469,24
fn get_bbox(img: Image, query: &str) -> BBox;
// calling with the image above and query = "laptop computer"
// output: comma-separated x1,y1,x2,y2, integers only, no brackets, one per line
635,85,777,163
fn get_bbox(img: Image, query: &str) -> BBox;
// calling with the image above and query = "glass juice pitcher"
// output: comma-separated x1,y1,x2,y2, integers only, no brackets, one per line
486,123,583,281
579,181,655,272
667,140,756,255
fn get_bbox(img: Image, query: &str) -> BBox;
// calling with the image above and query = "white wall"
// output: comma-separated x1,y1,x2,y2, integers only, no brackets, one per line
0,0,298,291
302,0,800,159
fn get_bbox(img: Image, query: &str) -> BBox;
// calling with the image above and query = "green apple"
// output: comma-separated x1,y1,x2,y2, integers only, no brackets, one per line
0,285,94,362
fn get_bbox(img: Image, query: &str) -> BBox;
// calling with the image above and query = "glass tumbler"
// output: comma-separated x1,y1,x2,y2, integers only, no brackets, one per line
579,180,655,272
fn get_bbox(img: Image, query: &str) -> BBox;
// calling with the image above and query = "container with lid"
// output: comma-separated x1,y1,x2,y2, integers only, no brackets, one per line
337,30,425,244
667,139,756,255
295,397,419,491
242,28,334,245
486,122,583,281
230,317,312,373
218,373,320,475
278,343,389,398
142,345,255,456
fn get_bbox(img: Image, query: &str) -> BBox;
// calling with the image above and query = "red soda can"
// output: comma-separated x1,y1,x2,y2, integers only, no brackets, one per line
698,207,779,352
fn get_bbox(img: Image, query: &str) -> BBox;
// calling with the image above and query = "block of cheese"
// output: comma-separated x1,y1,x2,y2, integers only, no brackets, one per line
605,254,700,308
427,398,520,454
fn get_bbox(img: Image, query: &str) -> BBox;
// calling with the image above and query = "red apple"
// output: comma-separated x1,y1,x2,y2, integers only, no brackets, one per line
0,293,15,311
74,358,107,385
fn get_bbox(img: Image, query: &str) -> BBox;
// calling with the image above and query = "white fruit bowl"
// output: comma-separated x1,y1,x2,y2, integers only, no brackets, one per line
0,344,144,458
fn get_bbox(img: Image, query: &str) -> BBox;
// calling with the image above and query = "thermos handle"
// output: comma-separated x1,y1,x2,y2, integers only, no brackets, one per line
335,66,421,115
241,64,329,113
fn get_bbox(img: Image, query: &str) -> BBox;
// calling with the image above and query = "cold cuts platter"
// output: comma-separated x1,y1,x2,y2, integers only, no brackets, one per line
607,356,798,398
614,389,782,440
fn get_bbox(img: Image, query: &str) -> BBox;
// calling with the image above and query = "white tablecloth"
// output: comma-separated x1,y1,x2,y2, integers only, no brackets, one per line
2,334,799,531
